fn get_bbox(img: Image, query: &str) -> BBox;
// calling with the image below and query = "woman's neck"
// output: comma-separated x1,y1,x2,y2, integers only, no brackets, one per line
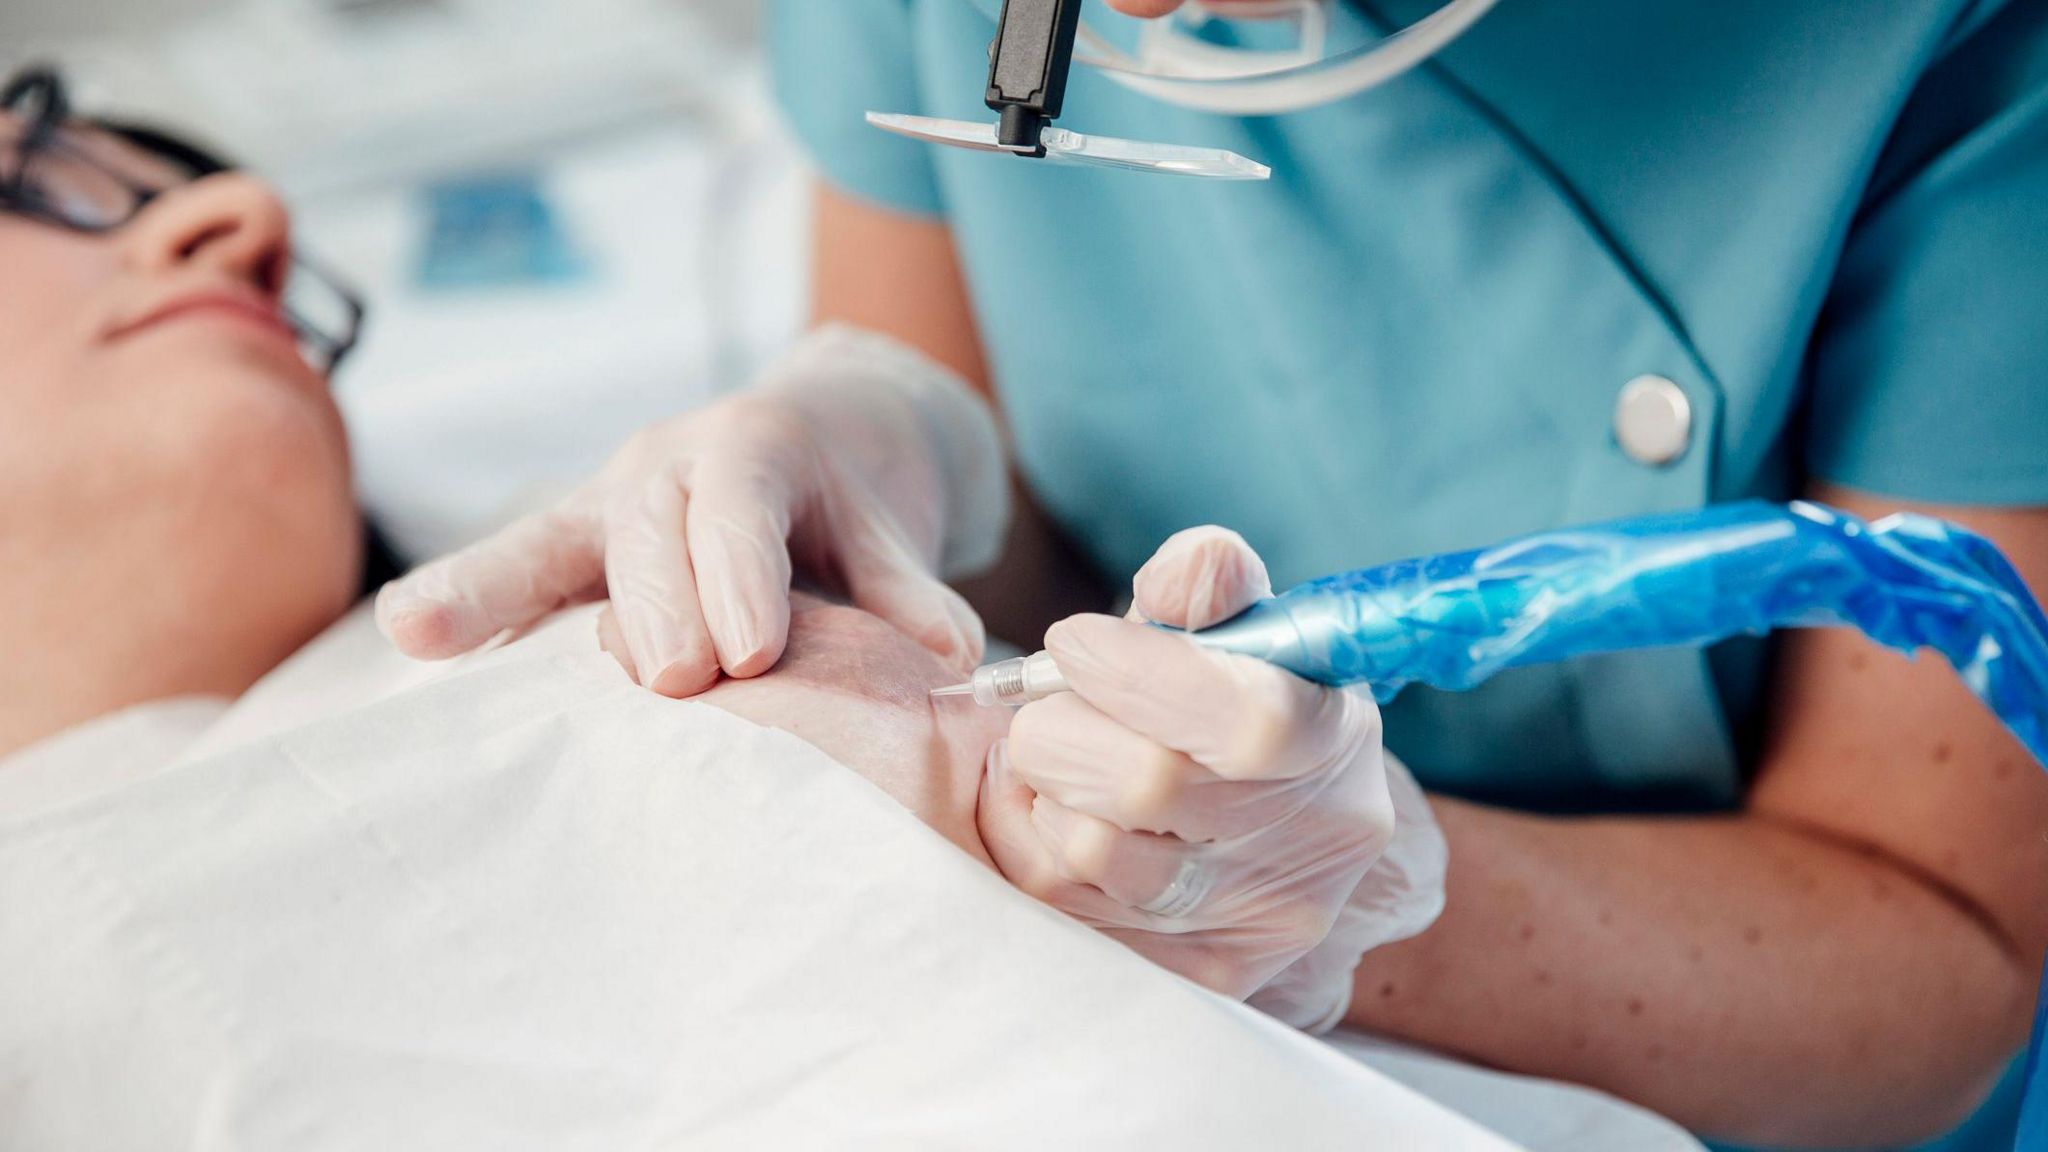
0,559,316,760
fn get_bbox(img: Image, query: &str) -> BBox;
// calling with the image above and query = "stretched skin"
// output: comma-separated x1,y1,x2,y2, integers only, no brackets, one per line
614,593,1012,867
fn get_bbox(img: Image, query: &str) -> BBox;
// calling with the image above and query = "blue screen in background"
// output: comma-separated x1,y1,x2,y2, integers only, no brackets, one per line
415,170,589,290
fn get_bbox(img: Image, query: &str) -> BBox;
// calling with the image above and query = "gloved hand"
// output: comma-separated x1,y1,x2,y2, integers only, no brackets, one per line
1248,746,1445,1031
376,324,1009,695
978,526,1442,1031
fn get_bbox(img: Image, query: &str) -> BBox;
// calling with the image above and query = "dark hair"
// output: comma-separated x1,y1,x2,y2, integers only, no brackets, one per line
360,522,405,599
91,119,236,178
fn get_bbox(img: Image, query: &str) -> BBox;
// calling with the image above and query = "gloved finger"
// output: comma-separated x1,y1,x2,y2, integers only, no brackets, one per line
683,462,797,679
1246,945,1354,1033
828,483,985,674
376,498,604,659
985,742,1352,999
596,604,637,681
1028,794,1212,918
1131,525,1273,630
603,479,722,699
1341,750,1448,951
1046,613,1374,782
976,739,1153,930
1007,691,1316,841
1246,760,1436,1033
1096,926,1260,999
1098,909,1335,1001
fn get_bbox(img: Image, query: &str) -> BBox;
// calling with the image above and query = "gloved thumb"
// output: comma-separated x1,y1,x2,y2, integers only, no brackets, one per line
1132,526,1274,630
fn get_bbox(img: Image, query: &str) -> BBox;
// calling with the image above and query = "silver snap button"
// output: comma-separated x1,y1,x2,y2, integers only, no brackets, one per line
1614,375,1692,467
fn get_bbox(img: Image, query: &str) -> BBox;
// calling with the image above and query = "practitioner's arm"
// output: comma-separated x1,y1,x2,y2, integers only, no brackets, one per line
1343,486,2048,1148
812,185,1108,647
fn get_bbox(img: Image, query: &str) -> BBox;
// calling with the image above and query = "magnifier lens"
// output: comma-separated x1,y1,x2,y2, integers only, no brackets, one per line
866,113,1270,180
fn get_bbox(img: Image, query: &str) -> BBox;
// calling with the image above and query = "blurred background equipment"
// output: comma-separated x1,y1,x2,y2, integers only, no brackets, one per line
6,0,807,563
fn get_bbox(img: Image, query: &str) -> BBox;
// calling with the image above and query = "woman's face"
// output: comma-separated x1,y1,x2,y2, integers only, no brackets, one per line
0,114,359,691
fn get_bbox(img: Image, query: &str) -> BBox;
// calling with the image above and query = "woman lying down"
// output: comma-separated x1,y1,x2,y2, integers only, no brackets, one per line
0,70,1702,1150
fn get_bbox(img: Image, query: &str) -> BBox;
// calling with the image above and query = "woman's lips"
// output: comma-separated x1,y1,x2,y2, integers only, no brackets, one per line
110,291,300,349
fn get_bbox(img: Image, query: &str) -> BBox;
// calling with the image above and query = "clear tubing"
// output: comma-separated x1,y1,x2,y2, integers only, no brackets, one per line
935,501,2048,770
961,0,1505,117
1076,0,1504,115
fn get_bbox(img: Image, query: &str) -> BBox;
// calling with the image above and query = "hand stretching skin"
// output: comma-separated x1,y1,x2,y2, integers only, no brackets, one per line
377,326,1004,701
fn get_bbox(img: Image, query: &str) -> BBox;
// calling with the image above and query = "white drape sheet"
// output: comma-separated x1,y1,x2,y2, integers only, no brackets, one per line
0,608,1698,1151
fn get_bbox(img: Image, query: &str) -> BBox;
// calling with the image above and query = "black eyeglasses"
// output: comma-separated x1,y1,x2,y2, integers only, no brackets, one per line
0,66,366,373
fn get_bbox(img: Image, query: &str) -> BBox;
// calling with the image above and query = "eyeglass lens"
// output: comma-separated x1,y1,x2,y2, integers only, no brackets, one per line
15,141,142,230
4,71,364,372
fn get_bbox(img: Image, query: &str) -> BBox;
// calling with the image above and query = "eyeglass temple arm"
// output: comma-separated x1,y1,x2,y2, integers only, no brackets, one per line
3,67,70,145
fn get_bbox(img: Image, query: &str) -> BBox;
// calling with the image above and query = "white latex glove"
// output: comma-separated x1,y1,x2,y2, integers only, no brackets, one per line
1248,747,1446,1031
978,526,1434,1030
376,325,1008,695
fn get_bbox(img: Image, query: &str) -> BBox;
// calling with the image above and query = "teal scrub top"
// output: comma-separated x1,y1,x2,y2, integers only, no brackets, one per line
770,2,2048,1148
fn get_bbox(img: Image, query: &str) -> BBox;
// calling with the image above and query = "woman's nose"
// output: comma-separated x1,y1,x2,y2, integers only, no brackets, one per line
117,172,292,299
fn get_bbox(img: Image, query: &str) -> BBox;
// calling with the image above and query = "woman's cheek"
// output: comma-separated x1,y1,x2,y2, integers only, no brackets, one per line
0,228,106,368
110,347,360,619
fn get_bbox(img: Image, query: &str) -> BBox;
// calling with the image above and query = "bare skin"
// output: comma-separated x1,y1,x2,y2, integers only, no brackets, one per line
604,593,1012,866
811,181,2048,1147
0,115,359,759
